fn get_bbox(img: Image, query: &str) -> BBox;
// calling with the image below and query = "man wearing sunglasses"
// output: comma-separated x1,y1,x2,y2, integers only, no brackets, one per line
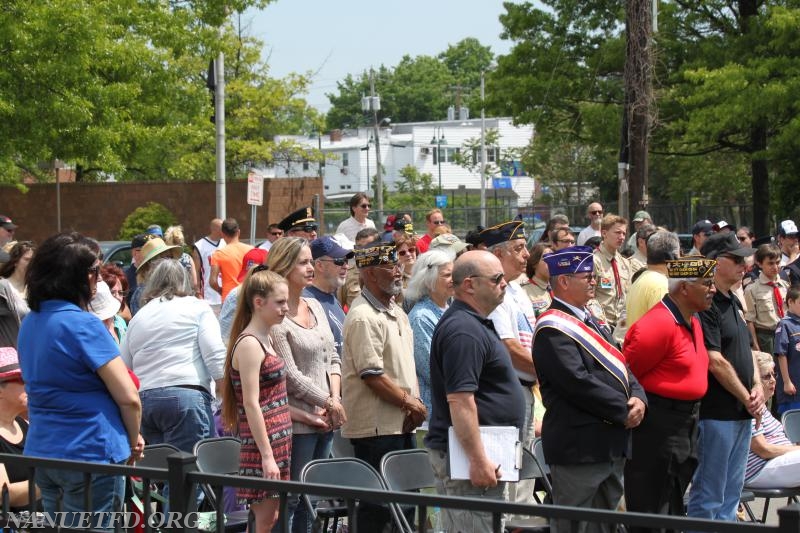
341,242,426,531
533,246,646,533
687,231,761,523
416,208,446,254
481,220,539,513
576,201,603,246
278,206,318,241
306,236,354,357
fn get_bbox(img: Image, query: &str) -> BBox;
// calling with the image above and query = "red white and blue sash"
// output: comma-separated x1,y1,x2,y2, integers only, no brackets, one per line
534,309,630,394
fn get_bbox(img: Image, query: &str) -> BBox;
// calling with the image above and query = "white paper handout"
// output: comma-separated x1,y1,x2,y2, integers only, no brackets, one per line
447,426,521,482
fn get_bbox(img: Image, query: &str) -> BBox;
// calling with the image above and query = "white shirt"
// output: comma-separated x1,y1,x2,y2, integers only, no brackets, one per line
488,281,537,382
120,296,226,392
577,225,601,246
336,216,375,243
193,236,225,305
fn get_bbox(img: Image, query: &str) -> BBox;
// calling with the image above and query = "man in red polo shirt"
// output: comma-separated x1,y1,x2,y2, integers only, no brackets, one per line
623,256,717,526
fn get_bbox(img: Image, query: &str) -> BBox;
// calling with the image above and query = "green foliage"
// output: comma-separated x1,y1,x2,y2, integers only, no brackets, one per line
325,39,494,129
0,0,320,185
388,166,437,209
117,202,178,241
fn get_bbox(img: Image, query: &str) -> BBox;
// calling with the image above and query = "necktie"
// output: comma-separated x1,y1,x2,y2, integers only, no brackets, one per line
610,257,622,300
769,282,785,318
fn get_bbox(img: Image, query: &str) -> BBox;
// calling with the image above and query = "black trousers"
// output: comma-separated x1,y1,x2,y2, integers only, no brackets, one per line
624,394,700,533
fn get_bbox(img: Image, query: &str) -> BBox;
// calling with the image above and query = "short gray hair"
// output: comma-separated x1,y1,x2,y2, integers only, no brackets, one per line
647,231,681,265
405,250,452,303
142,259,193,304
668,277,697,293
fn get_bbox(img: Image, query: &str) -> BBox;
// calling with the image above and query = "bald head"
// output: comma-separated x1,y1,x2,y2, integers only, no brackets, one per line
453,250,507,316
209,218,223,240
453,250,497,286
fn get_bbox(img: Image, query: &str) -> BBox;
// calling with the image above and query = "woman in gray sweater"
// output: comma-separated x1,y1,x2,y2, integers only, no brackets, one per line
266,237,346,533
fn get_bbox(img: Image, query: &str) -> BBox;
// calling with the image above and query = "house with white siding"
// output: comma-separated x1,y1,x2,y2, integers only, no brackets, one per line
262,117,536,207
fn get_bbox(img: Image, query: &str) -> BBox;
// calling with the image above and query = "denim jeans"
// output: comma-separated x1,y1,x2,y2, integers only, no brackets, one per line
274,431,334,533
140,386,214,453
687,419,751,522
36,466,124,529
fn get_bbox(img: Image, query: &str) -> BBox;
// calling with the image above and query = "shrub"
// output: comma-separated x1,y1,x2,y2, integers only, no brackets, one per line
117,202,178,241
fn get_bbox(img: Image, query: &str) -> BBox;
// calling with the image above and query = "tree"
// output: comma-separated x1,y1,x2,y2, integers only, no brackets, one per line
118,202,178,240
385,165,437,211
0,0,321,185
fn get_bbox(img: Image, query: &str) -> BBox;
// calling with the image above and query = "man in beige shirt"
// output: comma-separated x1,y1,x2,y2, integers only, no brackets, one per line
341,241,427,531
593,214,632,331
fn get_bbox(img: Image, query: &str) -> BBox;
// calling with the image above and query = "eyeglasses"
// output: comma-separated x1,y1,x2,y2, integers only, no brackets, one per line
469,272,505,285
270,232,283,237
87,264,101,276
374,263,403,273
359,203,371,209
318,257,348,267
431,220,447,225
558,239,576,244
566,273,593,282
590,210,603,215
761,372,776,381
398,249,416,257
110,289,128,298
297,224,318,233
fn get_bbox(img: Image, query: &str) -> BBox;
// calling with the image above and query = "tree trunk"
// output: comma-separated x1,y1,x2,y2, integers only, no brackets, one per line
751,126,769,237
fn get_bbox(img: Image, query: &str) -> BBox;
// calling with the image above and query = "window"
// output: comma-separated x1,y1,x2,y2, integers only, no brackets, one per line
433,146,461,164
342,152,349,167
471,147,500,164
303,160,309,171
324,185,329,190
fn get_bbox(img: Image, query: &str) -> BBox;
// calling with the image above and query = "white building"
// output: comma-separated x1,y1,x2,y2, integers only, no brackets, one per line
263,117,536,206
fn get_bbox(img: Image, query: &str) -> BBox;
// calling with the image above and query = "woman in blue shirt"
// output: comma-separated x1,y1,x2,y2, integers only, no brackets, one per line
18,232,143,525
405,250,454,418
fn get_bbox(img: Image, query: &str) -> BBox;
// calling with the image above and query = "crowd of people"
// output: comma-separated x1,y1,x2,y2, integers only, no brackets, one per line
3,199,800,532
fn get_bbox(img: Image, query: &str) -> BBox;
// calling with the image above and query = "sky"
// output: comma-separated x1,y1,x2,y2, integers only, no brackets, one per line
246,0,517,113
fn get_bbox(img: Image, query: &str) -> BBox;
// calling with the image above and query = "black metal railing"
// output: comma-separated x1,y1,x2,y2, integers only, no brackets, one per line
2,452,797,533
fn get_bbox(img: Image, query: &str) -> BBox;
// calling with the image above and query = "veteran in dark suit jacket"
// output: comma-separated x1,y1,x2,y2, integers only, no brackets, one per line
533,246,647,533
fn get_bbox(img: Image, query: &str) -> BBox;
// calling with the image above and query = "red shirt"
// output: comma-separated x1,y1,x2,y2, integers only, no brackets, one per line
416,233,432,254
624,296,709,400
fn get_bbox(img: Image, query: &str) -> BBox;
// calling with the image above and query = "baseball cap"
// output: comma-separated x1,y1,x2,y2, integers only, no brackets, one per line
779,220,799,237
310,236,354,260
632,211,651,223
0,215,17,231
700,232,755,259
713,220,735,232
238,248,268,282
691,220,713,236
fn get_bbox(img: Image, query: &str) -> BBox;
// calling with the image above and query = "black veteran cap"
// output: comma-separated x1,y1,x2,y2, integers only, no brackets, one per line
479,220,526,248
354,242,398,269
278,207,316,232
665,256,716,279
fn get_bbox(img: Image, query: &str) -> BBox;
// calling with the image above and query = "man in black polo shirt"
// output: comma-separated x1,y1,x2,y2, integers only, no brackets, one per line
687,232,762,522
424,250,525,533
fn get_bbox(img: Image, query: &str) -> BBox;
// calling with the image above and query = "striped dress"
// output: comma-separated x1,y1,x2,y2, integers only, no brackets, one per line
230,334,292,503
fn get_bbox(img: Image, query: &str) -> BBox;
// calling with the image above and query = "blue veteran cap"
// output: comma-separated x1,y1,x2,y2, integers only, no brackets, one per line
543,246,594,276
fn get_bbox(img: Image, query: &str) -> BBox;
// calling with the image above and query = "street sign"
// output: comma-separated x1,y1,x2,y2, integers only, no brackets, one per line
492,177,512,189
435,195,448,208
247,172,264,206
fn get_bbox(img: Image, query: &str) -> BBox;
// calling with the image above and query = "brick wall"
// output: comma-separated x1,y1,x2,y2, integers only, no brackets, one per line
0,177,323,245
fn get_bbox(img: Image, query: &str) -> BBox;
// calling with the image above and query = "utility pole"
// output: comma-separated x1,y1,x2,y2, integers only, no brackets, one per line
620,0,654,220
214,51,226,219
369,70,384,222
480,72,487,228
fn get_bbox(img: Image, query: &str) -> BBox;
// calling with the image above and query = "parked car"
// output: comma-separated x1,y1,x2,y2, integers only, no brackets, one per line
99,241,132,269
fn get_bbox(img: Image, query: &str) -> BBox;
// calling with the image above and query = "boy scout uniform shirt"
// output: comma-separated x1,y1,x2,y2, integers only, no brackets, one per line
341,288,418,439
744,273,789,330
593,244,632,328
521,277,552,318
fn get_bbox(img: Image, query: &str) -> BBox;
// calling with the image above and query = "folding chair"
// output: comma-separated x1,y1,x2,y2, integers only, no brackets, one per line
380,449,436,533
330,429,355,458
300,457,388,533
128,444,180,517
193,437,250,532
740,486,800,523
503,448,552,533
782,409,800,444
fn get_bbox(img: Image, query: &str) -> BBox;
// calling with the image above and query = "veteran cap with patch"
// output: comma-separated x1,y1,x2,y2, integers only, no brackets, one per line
665,256,716,279
479,220,526,248
354,242,398,269
543,246,594,276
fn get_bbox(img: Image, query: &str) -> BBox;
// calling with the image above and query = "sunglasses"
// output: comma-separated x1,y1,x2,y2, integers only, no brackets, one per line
431,220,447,225
469,272,505,285
398,249,416,257
297,224,318,233
359,203,371,209
590,210,603,215
270,232,283,237
318,257,348,267
87,265,101,276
